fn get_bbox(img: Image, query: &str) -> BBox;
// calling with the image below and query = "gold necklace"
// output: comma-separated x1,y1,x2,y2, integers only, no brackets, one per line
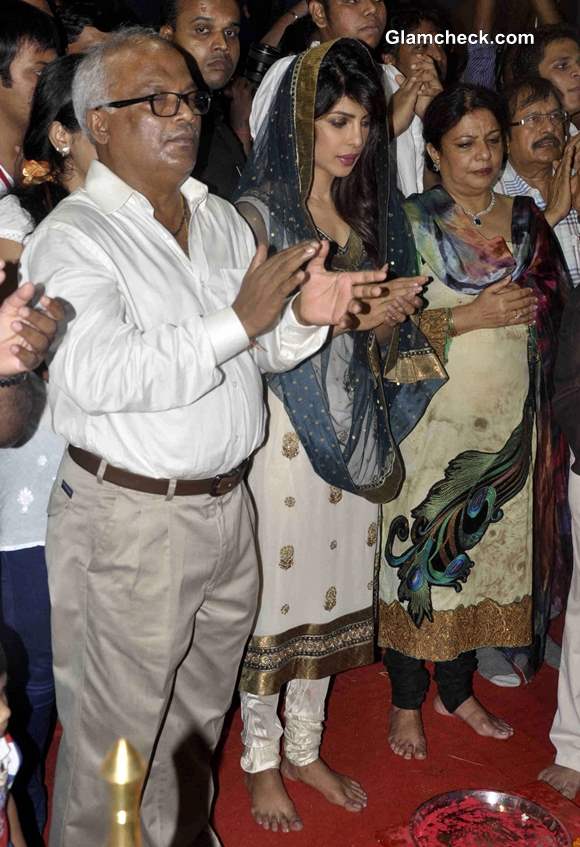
169,196,190,237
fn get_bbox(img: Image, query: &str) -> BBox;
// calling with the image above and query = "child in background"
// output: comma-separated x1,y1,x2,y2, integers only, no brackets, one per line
0,644,24,847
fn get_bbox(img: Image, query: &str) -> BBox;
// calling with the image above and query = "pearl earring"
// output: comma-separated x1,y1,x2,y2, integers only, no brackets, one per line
59,146,71,156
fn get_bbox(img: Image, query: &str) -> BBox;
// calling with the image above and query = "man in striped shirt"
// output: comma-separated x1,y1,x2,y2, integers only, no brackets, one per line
497,76,580,287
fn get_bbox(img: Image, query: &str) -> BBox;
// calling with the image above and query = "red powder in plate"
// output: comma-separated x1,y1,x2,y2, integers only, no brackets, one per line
412,794,567,846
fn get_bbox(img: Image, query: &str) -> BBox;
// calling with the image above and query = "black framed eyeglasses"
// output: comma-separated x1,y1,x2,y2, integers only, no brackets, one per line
510,109,568,128
98,90,212,117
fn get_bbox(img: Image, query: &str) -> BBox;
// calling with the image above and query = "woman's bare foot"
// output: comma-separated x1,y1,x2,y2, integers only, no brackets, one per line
539,763,580,800
434,694,513,739
245,769,303,832
388,706,427,760
281,757,367,812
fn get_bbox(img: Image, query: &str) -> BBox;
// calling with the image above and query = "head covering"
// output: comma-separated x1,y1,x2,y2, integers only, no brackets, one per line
236,39,444,502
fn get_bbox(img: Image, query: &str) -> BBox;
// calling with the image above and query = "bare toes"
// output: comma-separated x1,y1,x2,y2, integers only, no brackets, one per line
344,798,365,812
488,717,513,737
345,779,367,797
441,696,513,740
539,764,580,799
345,785,367,804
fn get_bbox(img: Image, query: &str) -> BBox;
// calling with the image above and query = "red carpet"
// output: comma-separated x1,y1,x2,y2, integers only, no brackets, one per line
212,659,579,846
44,619,578,845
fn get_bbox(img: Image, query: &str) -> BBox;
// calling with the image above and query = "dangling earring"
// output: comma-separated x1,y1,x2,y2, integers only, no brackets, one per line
59,146,71,157
432,160,440,172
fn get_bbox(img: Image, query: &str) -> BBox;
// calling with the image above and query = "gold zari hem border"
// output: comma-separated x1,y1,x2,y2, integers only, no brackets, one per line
378,595,532,662
240,609,374,696
388,348,448,384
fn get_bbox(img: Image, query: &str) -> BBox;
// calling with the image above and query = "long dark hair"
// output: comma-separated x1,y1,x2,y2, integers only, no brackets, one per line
314,40,386,266
11,54,84,228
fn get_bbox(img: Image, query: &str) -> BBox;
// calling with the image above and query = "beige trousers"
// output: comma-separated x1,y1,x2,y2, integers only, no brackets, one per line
550,463,580,772
46,453,259,847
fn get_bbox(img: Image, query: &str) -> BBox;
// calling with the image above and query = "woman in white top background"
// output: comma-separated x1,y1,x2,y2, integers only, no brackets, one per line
0,52,95,845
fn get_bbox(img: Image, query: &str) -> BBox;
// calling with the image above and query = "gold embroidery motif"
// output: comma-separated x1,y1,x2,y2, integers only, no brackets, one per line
324,586,337,611
378,596,533,662
240,608,374,695
282,432,299,460
281,604,289,615
418,308,450,364
329,486,343,504
330,540,337,550
284,496,296,508
279,545,295,570
367,522,378,547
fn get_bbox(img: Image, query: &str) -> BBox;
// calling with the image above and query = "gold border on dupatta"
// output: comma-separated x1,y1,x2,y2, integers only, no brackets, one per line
293,40,336,203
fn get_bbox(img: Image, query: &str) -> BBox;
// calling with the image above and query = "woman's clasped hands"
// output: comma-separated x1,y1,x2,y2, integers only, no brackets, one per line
454,276,538,334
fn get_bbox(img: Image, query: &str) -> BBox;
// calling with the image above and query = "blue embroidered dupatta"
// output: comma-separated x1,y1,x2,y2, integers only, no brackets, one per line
235,39,445,504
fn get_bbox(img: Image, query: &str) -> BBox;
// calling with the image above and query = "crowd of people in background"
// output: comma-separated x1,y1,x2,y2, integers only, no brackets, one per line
0,0,578,845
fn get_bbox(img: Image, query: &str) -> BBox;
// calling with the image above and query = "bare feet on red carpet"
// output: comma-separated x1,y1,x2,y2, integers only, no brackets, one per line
538,764,580,800
388,706,427,760
434,694,513,739
245,769,303,833
281,756,367,812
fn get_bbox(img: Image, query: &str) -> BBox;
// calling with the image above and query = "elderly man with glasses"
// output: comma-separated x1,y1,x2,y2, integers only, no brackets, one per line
496,76,580,288
19,26,388,847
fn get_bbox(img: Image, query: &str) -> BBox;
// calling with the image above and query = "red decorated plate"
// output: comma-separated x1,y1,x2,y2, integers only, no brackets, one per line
410,789,571,846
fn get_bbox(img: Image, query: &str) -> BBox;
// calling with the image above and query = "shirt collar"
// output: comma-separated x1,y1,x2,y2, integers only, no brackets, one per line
501,160,547,208
85,160,209,215
502,160,529,188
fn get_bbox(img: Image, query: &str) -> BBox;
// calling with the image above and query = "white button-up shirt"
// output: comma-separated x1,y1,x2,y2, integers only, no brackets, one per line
249,50,424,198
20,161,327,479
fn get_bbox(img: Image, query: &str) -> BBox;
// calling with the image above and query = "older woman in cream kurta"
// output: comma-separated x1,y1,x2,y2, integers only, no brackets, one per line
379,176,568,759
380,261,533,661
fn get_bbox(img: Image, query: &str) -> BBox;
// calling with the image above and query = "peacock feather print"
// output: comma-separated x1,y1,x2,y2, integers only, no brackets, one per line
384,386,535,628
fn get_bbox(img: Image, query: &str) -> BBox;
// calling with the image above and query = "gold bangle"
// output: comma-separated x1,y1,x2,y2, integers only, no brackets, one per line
447,308,457,337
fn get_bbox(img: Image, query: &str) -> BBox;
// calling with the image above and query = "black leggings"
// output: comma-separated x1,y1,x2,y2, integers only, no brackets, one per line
383,648,477,713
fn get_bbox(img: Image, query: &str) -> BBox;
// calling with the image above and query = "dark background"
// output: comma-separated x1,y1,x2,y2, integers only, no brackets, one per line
123,0,580,32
